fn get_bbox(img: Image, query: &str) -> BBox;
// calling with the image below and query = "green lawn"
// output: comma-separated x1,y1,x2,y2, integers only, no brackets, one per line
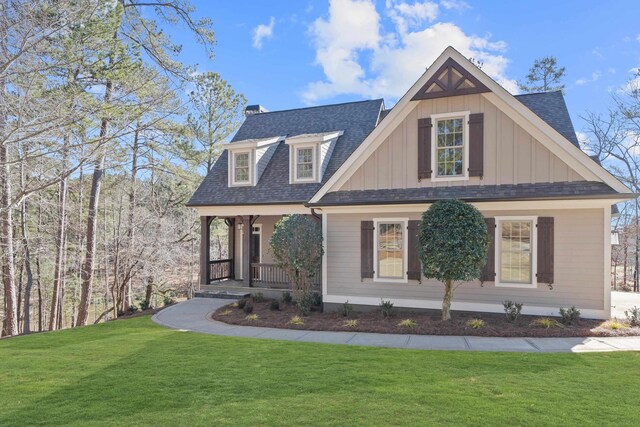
1,317,639,426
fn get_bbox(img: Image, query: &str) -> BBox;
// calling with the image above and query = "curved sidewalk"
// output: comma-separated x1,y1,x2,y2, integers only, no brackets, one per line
152,298,640,353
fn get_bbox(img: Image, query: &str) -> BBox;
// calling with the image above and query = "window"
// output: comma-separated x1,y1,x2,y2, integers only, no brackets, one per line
374,219,408,282
233,152,251,184
496,217,537,288
431,111,469,181
295,146,315,181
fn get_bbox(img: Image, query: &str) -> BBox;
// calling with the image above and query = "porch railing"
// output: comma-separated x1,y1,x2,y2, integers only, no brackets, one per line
209,259,234,282
251,263,320,289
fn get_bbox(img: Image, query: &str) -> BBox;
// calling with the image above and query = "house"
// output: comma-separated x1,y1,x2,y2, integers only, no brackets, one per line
188,47,635,319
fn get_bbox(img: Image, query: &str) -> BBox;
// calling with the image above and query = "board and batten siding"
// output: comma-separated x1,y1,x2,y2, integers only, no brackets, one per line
339,94,585,191
326,209,605,312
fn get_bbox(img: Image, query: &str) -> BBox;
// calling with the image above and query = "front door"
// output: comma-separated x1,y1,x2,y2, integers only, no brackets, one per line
251,225,261,279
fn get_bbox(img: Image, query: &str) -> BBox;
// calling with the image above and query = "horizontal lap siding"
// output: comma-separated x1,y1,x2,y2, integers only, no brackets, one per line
326,209,604,310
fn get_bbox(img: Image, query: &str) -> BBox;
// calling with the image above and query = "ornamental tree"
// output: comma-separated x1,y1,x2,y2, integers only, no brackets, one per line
418,200,490,320
270,215,323,301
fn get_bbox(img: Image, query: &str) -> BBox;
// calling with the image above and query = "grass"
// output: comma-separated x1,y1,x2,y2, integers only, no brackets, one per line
0,316,639,426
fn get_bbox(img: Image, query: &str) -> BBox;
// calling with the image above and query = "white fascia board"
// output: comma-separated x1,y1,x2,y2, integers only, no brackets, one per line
225,135,285,150
309,46,631,203
193,204,311,217
316,198,617,214
286,130,344,145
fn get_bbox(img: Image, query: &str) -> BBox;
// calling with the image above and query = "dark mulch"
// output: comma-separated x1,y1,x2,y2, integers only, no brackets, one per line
211,298,640,338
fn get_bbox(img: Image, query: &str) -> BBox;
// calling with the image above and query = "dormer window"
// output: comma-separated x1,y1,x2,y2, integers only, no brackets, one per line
295,146,316,181
226,136,284,188
233,151,251,184
287,130,343,184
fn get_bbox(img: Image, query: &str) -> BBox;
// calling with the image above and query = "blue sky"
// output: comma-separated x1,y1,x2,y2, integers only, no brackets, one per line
175,0,640,136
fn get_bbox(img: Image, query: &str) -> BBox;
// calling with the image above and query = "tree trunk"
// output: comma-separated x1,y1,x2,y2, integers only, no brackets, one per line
76,78,112,326
20,171,34,334
441,279,453,321
1,141,18,336
49,139,68,330
144,277,153,308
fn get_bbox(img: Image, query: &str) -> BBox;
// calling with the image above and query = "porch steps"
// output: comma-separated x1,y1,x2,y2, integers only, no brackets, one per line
194,290,250,300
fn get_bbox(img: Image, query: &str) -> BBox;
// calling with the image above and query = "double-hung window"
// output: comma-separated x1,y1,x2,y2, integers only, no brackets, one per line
431,111,470,181
233,151,251,184
295,146,315,181
374,219,408,282
496,217,537,288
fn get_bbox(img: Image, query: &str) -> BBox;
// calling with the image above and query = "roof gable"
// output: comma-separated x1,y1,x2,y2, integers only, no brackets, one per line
309,47,630,203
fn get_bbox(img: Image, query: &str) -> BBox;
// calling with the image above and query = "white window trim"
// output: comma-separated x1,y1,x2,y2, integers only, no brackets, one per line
495,216,538,289
373,218,408,283
290,143,318,183
229,149,254,187
430,110,470,182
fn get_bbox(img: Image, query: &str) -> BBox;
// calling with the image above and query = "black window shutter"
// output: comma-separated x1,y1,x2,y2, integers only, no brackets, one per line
481,217,496,282
407,220,421,282
468,113,484,177
418,118,432,180
361,221,374,279
537,217,554,284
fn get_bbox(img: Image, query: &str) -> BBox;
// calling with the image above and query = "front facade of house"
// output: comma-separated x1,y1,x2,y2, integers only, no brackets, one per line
188,47,634,319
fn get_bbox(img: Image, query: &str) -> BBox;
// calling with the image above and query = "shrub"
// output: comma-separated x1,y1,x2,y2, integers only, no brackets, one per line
503,301,523,323
398,319,417,328
127,305,139,314
230,302,239,308
139,300,151,311
379,299,395,318
237,299,247,309
337,301,353,317
606,320,628,330
343,319,358,327
297,293,314,316
625,306,640,327
163,295,176,306
559,306,581,325
289,316,304,326
467,318,485,329
312,293,323,307
419,200,490,320
243,303,254,314
245,314,258,321
281,292,293,304
219,310,232,316
253,292,265,303
532,318,562,329
269,300,280,311
270,215,324,301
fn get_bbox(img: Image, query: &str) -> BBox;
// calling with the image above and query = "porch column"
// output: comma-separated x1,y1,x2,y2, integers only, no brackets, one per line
227,218,235,279
199,216,211,286
242,215,252,286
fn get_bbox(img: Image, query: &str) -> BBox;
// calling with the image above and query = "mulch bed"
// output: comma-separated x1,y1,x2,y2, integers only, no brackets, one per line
211,298,640,338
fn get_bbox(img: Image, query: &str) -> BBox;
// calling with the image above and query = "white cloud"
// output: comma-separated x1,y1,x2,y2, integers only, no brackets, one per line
303,0,515,104
637,34,640,43
441,0,470,10
575,71,602,86
252,17,275,49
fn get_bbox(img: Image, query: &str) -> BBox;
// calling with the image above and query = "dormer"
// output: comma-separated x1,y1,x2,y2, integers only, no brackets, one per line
227,136,284,187
286,130,343,184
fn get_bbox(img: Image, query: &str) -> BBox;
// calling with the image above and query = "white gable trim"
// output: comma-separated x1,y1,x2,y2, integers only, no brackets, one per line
309,47,630,203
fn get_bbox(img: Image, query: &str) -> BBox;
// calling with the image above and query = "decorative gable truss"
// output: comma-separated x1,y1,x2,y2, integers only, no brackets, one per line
226,136,284,187
411,57,490,101
286,130,343,184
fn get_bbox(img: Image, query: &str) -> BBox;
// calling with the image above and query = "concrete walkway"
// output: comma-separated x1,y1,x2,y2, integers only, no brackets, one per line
152,298,640,353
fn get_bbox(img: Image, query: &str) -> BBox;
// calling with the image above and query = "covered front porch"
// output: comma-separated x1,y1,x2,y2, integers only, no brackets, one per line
199,213,321,291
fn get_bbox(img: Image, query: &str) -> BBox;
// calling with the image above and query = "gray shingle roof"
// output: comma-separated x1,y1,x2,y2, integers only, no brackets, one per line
311,182,625,206
187,99,383,206
514,91,580,147
188,91,593,207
